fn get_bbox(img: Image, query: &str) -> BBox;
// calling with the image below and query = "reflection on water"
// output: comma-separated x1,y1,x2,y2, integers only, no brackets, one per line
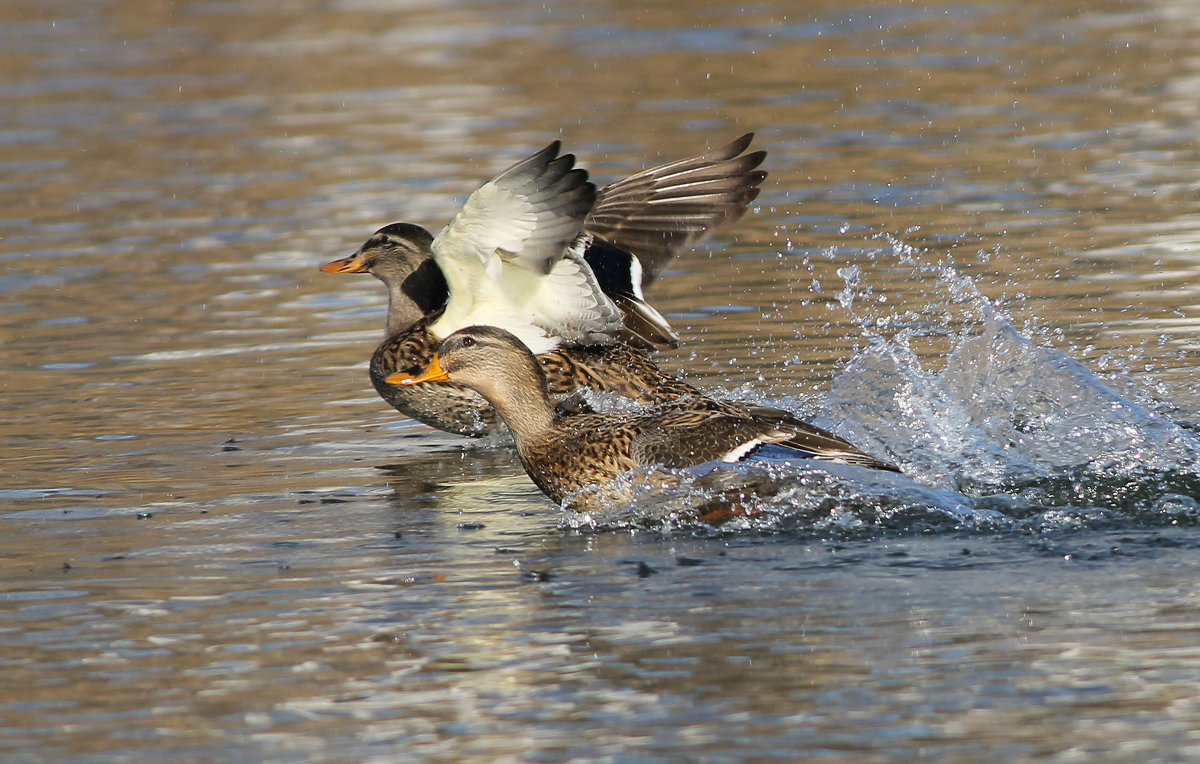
4,0,1200,760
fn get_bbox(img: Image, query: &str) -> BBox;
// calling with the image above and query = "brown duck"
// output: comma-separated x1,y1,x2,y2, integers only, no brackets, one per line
320,135,767,436
388,326,900,505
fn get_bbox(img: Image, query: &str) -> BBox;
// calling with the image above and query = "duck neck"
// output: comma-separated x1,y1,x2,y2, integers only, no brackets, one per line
477,362,557,444
384,259,449,336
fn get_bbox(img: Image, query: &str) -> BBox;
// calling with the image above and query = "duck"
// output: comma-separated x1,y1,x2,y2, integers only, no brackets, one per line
387,326,900,505
321,135,768,436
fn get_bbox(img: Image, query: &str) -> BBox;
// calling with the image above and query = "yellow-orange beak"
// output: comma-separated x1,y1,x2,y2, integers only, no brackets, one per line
319,253,369,274
384,353,450,385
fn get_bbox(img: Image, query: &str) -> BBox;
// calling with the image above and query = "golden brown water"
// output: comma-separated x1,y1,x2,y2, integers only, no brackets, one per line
4,0,1200,760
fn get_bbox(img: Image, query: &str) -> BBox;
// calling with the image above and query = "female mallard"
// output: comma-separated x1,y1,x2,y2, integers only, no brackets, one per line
388,326,900,505
321,135,768,436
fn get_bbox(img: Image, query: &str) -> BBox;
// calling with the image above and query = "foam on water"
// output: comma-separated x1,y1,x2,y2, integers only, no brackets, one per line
561,252,1200,535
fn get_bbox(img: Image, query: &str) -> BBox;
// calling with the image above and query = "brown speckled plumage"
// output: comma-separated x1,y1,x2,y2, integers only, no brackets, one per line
368,316,710,437
324,135,769,437
389,327,899,504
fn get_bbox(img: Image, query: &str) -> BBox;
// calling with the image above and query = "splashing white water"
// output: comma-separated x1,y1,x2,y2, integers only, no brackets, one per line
818,260,1200,491
561,244,1200,535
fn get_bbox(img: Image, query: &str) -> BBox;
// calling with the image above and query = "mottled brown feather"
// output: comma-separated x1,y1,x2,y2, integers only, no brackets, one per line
390,327,899,505
369,317,702,437
368,319,898,473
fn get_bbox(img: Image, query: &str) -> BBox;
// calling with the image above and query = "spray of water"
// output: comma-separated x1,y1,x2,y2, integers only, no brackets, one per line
561,233,1200,535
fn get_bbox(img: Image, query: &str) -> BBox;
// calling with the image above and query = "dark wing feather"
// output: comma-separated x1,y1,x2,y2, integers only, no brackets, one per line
607,292,680,350
588,133,767,286
583,238,679,349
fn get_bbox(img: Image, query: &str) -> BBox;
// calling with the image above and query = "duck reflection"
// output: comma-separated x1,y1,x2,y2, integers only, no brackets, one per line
375,444,556,540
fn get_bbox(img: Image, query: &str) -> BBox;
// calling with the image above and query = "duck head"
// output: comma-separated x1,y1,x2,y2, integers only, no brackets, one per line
320,223,447,331
385,326,555,435
386,326,541,389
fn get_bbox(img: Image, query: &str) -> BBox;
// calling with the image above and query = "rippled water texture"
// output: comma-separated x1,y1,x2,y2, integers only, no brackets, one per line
5,0,1200,760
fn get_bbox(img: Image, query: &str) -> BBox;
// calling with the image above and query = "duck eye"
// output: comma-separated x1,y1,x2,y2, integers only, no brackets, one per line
460,336,476,348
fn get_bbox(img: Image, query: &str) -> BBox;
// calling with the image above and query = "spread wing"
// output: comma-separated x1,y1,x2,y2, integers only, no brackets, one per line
429,143,624,354
433,141,594,277
587,133,767,286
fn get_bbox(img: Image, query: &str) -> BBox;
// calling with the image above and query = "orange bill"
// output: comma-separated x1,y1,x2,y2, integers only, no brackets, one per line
319,253,368,274
385,354,449,386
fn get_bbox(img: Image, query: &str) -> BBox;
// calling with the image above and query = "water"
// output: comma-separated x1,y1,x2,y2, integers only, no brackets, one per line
4,0,1200,760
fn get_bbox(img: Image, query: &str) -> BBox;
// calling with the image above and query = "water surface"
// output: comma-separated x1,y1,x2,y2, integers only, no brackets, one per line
4,0,1200,760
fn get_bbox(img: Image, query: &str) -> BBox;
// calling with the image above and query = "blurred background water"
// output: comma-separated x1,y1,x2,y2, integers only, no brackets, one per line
4,0,1200,760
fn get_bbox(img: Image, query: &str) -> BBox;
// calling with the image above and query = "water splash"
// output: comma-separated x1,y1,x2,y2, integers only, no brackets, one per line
562,239,1200,536
820,254,1200,490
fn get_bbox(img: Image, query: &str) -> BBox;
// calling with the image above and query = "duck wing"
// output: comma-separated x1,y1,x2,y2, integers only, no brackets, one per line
587,133,767,286
436,141,593,274
628,402,901,473
628,410,796,469
734,402,901,471
429,143,624,354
